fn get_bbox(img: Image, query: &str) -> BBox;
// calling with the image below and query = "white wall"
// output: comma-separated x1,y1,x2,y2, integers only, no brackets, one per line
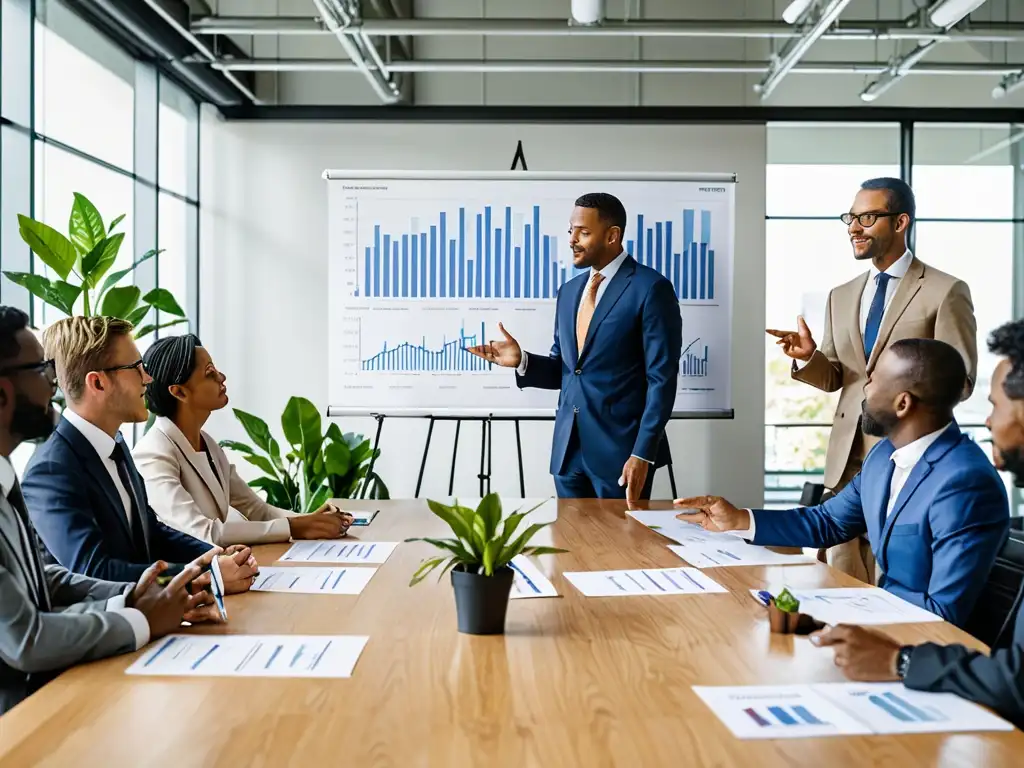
199,111,767,506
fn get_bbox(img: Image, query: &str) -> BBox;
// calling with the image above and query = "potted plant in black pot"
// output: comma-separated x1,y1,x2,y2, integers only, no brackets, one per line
406,494,565,635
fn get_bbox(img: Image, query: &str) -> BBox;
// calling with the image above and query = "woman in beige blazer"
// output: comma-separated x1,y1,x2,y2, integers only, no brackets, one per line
132,334,352,547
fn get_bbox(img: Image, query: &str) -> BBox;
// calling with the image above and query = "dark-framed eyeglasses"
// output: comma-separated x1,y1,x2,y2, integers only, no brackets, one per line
99,359,146,377
840,212,903,227
0,358,57,383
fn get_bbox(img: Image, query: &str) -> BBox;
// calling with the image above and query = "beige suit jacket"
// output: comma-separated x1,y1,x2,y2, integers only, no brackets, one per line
792,256,978,489
132,417,296,547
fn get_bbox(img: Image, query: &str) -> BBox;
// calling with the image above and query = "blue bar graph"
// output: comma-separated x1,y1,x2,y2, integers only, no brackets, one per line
744,705,829,728
869,692,946,723
359,205,716,301
361,322,493,372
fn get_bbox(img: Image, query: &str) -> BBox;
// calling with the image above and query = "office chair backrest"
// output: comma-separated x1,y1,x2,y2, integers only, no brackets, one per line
964,529,1024,649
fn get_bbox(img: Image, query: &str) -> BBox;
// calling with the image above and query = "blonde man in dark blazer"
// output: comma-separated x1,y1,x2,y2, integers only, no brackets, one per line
767,178,977,583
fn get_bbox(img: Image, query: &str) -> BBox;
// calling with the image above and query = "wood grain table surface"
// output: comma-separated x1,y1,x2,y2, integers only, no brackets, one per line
0,498,1020,767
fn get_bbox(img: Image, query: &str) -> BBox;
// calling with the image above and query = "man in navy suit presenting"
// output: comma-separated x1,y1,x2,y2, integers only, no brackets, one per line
467,193,682,501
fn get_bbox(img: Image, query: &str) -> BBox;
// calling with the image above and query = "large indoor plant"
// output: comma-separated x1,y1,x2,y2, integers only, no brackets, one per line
3,192,188,338
220,396,389,512
406,494,565,635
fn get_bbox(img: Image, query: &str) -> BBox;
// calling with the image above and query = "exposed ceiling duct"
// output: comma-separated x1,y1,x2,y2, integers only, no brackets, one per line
755,0,854,99
928,0,990,28
311,0,403,103
859,39,940,101
188,16,1024,43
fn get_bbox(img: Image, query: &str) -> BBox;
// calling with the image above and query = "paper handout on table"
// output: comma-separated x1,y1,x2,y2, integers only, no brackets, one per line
667,531,817,568
126,634,369,678
814,682,1014,735
279,540,398,565
564,567,726,597
625,509,732,544
692,684,872,739
251,566,377,595
754,587,942,625
694,683,1013,739
508,555,558,598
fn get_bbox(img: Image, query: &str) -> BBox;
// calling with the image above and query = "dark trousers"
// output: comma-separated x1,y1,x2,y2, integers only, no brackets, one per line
553,424,655,500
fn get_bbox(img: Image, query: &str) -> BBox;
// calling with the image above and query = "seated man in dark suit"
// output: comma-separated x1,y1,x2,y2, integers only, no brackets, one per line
22,316,256,592
675,337,1009,628
808,319,1024,728
0,306,222,715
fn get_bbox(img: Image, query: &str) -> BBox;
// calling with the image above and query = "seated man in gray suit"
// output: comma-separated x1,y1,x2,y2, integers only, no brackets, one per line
0,306,221,715
810,318,1024,728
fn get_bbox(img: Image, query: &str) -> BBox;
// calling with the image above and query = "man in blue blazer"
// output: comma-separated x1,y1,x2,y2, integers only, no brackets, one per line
805,319,1024,728
22,316,257,591
467,193,682,500
675,337,1008,628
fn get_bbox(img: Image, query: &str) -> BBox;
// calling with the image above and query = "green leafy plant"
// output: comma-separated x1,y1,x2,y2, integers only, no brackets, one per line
3,193,188,338
406,494,566,585
773,587,801,614
220,396,389,512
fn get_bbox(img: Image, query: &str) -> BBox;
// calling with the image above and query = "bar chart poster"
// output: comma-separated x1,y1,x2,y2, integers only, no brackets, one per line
325,172,734,416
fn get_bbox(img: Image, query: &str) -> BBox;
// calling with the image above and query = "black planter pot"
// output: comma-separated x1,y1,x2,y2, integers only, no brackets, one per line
450,565,514,635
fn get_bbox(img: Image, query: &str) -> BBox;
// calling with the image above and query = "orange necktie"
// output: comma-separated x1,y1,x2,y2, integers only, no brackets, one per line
576,272,605,355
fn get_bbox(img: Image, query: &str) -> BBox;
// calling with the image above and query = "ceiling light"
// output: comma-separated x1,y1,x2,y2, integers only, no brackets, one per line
782,0,816,24
928,0,988,29
570,0,603,26
992,71,1024,100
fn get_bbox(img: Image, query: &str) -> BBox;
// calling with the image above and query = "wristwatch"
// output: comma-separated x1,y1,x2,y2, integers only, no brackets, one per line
895,645,915,680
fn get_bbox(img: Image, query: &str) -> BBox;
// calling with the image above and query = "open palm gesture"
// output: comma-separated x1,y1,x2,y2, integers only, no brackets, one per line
465,322,523,368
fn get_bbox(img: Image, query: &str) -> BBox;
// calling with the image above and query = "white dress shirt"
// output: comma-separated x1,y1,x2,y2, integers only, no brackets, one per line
62,408,133,530
737,422,953,540
0,454,149,649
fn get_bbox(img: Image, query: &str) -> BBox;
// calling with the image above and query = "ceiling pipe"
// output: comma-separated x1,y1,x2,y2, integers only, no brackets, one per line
859,39,940,101
992,70,1024,99
311,0,401,104
755,0,855,100
139,0,258,102
570,0,604,26
189,16,1024,43
208,58,1023,76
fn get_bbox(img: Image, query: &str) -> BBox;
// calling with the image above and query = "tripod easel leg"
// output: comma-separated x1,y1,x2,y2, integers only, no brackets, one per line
414,417,435,498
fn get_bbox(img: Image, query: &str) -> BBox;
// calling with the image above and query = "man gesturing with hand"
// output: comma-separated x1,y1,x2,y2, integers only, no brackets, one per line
766,178,977,583
467,193,681,502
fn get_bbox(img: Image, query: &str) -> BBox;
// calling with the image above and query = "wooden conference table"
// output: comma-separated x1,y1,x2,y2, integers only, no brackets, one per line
0,499,1021,767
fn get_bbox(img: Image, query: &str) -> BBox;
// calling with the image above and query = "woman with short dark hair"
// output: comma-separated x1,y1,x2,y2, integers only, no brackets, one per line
132,334,352,546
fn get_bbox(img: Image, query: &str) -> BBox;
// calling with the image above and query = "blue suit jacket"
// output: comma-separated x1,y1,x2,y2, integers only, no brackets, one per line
516,254,682,480
22,417,211,583
751,423,1008,628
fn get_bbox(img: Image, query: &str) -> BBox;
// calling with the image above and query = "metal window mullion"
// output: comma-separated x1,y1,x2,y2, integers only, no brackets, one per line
133,61,158,330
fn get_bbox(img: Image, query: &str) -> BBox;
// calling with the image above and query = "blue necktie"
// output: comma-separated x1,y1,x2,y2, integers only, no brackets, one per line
863,272,892,359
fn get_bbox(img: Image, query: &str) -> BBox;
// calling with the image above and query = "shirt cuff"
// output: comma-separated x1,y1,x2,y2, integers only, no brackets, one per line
630,454,653,464
107,595,152,650
735,509,756,540
791,357,811,373
516,354,528,376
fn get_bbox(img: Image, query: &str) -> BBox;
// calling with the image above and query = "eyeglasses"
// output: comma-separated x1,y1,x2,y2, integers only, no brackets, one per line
0,359,57,383
840,211,903,227
99,359,146,377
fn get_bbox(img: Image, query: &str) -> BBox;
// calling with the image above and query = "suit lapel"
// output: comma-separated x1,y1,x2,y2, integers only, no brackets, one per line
0,492,48,610
878,424,961,571
159,418,227,513
866,257,925,371
847,273,870,370
578,257,635,364
57,418,134,545
565,275,588,363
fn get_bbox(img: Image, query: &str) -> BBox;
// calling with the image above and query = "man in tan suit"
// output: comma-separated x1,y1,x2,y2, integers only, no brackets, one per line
767,177,978,583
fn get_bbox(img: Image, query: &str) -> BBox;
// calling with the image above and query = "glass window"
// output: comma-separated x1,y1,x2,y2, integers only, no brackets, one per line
158,76,199,198
913,124,1016,220
913,221,1013,425
158,192,192,328
33,141,134,325
34,0,134,171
